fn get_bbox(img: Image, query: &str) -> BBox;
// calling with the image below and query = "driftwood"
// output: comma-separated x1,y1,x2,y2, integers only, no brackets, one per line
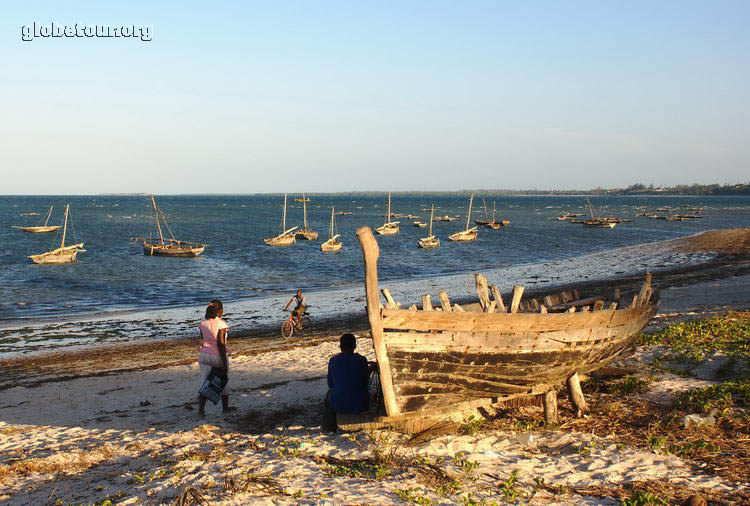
421,295,433,312
544,390,559,424
566,373,588,417
490,285,505,313
382,288,399,309
510,285,524,314
438,290,452,312
474,274,491,311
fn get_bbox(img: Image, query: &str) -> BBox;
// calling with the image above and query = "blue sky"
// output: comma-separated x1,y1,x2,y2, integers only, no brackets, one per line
2,1,748,194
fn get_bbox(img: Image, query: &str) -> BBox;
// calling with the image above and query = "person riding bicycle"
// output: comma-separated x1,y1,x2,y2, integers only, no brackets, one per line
284,289,307,328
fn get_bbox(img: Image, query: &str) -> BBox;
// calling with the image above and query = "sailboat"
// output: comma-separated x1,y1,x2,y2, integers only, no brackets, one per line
264,194,297,246
448,194,478,242
484,202,508,229
375,192,399,235
295,193,318,240
417,204,440,249
583,197,617,228
13,206,61,233
133,195,207,257
28,204,85,264
321,207,343,252
474,198,490,226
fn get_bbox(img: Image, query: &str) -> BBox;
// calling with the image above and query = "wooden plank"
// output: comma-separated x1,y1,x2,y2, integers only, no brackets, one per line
381,307,616,333
382,288,399,309
609,302,618,310
544,389,559,424
636,273,652,307
486,300,496,313
490,285,506,313
566,372,588,417
356,226,400,416
474,274,490,311
421,295,433,311
510,285,525,314
438,290,452,312
629,294,639,309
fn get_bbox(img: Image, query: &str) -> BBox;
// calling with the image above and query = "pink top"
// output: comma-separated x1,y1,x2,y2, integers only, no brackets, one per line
199,318,229,356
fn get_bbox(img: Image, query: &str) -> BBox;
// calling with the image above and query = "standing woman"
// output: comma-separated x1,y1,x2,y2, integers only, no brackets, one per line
197,300,232,416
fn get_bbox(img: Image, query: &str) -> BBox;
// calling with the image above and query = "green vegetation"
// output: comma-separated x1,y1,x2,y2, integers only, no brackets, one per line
639,312,750,365
675,380,750,412
395,487,435,505
621,490,669,506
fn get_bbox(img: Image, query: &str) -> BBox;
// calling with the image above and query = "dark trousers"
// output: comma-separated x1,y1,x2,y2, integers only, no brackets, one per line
321,390,337,432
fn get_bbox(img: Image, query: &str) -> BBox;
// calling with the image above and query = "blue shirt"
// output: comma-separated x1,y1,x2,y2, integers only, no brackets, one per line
327,352,369,414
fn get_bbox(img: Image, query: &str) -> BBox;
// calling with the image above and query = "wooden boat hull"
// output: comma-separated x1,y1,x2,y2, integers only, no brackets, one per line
29,250,79,264
143,243,204,257
413,222,427,228
264,234,296,247
375,223,400,235
321,239,342,252
484,222,501,230
448,228,478,242
296,229,319,241
417,236,440,249
583,220,617,228
13,226,61,233
355,226,658,419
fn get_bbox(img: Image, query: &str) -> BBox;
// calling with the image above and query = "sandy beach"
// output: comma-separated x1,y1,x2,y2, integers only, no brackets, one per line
1,230,750,505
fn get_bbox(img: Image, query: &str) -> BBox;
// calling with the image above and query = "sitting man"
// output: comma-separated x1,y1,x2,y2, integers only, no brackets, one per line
322,333,370,432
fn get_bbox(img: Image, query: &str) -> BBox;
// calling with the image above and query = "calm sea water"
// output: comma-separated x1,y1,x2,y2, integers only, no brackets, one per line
2,194,748,321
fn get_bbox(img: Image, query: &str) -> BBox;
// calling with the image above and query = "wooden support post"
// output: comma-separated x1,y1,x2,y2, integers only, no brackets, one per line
539,304,547,314
474,274,491,311
408,304,417,311
637,272,653,307
566,373,588,417
510,285,524,314
593,300,604,311
629,294,639,309
490,285,506,313
421,294,433,311
381,288,399,309
356,226,400,416
453,304,465,312
486,300,496,313
544,390,559,425
608,302,618,310
438,290,452,312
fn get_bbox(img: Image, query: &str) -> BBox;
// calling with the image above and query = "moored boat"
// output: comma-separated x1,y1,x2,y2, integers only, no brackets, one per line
341,226,658,430
295,193,318,240
320,207,342,252
448,194,478,242
417,204,440,249
13,206,61,233
265,194,297,246
132,195,206,256
28,205,85,264
375,192,400,235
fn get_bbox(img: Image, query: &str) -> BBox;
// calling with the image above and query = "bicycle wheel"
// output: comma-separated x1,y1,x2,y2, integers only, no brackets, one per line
280,318,294,338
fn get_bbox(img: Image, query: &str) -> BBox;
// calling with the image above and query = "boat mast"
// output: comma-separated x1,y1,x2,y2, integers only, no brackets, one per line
302,193,308,229
282,193,288,232
329,206,335,239
60,204,69,248
465,194,474,231
428,204,434,236
586,197,595,219
492,201,497,222
385,192,391,225
43,206,53,226
151,195,165,244
482,198,489,220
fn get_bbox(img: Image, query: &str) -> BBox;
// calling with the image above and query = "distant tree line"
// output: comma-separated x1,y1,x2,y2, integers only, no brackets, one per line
461,182,750,196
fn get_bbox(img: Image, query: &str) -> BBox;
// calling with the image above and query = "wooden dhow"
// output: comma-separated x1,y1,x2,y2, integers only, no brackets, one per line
320,207,342,252
582,198,617,228
13,206,61,233
339,226,658,431
133,195,206,257
375,192,399,235
28,205,85,264
417,204,440,249
447,194,478,242
264,194,297,246
484,202,507,230
295,193,319,240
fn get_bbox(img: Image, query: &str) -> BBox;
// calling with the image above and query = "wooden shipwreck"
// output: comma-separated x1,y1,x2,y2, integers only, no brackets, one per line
339,226,658,431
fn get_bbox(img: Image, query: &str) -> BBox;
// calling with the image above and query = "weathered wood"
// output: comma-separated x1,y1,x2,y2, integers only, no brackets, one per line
543,295,554,307
574,289,581,299
581,306,590,312
609,302,618,310
356,226,400,415
566,306,576,313
629,294,639,309
490,285,506,313
408,305,417,311
453,304,465,312
637,273,652,307
474,274,491,311
438,290,452,312
613,287,621,300
566,372,588,417
421,295,433,311
486,300,496,313
539,304,547,314
544,389,558,424
529,299,540,311
382,288,399,309
510,285,524,314
593,300,605,311
561,291,573,303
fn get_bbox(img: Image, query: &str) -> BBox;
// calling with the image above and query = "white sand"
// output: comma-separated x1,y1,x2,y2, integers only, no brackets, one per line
0,337,740,505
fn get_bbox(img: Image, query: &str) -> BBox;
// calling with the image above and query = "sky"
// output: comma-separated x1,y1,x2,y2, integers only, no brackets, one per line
1,1,749,194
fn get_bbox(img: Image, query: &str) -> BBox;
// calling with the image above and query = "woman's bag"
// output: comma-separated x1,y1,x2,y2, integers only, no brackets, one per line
198,367,229,405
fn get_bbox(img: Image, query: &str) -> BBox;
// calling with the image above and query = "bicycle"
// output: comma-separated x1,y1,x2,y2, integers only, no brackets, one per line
280,307,311,338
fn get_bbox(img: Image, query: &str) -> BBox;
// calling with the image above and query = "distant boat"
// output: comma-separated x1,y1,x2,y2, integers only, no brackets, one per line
321,207,342,252
264,194,297,246
484,202,507,229
413,221,427,228
448,194,478,242
336,211,353,216
474,198,490,226
28,204,85,264
418,205,440,249
295,193,318,240
13,206,61,233
133,195,207,256
20,212,40,217
375,192,400,235
582,197,617,228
